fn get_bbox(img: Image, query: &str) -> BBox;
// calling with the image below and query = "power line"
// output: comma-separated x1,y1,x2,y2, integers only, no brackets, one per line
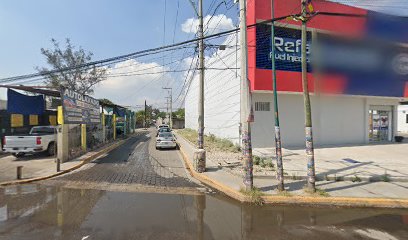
2,11,369,85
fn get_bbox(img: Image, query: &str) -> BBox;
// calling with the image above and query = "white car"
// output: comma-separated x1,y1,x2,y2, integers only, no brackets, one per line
3,126,57,158
155,132,177,150
157,124,169,130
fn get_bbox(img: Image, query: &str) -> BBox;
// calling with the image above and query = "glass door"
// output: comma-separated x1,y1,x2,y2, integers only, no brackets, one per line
369,108,392,142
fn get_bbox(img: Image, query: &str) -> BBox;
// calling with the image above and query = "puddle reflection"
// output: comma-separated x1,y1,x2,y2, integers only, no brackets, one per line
0,185,407,239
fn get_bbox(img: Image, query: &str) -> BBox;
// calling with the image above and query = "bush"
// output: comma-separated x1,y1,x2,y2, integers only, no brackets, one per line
178,129,240,153
240,187,264,205
253,156,261,165
265,158,274,168
260,159,267,168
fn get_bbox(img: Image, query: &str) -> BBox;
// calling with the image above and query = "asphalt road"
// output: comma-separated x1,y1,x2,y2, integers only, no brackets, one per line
45,128,199,190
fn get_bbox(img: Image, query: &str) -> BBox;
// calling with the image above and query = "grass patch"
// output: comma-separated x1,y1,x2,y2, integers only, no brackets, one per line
351,174,362,182
381,174,391,182
240,187,265,205
253,156,261,165
304,187,330,197
178,128,240,153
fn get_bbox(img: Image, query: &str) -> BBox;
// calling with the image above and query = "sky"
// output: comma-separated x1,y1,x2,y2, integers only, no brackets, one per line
0,0,407,111
0,0,239,110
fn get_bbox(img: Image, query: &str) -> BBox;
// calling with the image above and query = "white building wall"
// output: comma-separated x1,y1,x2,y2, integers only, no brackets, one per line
184,34,241,144
398,105,408,133
252,93,400,148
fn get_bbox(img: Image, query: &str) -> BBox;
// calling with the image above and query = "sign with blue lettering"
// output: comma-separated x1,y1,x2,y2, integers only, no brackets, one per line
255,24,408,97
256,25,312,72
61,87,101,124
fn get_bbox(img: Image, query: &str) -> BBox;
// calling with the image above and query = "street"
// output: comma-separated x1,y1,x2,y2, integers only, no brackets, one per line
1,0,408,239
1,129,408,239
45,128,200,191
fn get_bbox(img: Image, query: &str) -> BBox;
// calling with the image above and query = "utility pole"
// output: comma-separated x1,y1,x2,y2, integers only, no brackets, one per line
144,99,147,129
240,0,254,191
189,0,206,173
198,0,205,151
301,0,316,192
271,0,284,191
163,87,173,128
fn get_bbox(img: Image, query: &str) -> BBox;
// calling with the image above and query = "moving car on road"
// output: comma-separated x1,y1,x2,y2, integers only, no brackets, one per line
157,124,169,130
155,132,177,150
2,126,57,158
156,126,172,137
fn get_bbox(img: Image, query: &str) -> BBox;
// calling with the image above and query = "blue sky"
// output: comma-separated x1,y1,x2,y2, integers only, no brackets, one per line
0,0,237,77
0,0,239,107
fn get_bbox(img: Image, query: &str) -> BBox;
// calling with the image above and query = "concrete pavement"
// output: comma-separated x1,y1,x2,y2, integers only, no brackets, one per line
0,130,147,185
175,132,408,208
253,142,408,182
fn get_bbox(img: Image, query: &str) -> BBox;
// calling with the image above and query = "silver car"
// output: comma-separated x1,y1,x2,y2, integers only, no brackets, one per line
155,132,177,150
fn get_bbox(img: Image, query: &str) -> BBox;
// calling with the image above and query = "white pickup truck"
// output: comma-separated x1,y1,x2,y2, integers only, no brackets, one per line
2,126,57,158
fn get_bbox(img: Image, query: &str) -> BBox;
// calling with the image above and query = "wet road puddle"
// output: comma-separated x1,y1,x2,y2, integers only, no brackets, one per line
1,184,408,239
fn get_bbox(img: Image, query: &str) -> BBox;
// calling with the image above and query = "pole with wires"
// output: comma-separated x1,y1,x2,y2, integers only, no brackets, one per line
163,87,173,128
239,0,254,191
198,0,205,150
144,99,147,129
193,0,206,173
271,0,284,191
301,0,316,192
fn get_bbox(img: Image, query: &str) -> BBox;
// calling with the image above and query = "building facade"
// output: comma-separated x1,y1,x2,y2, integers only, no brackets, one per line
185,0,408,148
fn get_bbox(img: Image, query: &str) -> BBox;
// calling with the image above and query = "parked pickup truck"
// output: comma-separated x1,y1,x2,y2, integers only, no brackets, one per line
2,126,57,158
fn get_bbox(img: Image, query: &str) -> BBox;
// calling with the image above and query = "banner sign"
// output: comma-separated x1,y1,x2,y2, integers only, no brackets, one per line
256,24,408,97
61,88,100,124
256,25,312,73
7,89,45,115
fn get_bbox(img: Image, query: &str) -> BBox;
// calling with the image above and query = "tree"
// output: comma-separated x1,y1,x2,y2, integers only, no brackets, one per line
37,38,106,95
173,108,185,119
99,98,115,106
152,108,166,120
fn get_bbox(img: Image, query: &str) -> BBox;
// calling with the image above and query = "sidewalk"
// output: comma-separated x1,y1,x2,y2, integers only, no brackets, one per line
175,133,408,208
0,130,146,185
253,142,408,182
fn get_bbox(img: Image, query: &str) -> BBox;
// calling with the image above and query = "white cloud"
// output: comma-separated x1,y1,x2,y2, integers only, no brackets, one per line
181,14,234,35
93,59,174,108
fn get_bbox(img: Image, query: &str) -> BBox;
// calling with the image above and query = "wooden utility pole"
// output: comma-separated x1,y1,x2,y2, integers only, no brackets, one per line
271,0,284,191
240,0,254,191
301,0,316,192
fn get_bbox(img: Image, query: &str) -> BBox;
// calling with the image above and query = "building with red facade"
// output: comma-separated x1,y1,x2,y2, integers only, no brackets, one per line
185,0,408,148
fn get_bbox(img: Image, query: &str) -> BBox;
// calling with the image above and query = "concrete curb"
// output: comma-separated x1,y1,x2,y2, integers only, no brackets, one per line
0,139,128,186
253,173,408,183
176,141,408,209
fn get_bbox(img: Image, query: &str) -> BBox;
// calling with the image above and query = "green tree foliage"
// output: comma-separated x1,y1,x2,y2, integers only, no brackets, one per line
37,38,107,95
151,108,166,120
99,98,115,106
173,108,185,119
